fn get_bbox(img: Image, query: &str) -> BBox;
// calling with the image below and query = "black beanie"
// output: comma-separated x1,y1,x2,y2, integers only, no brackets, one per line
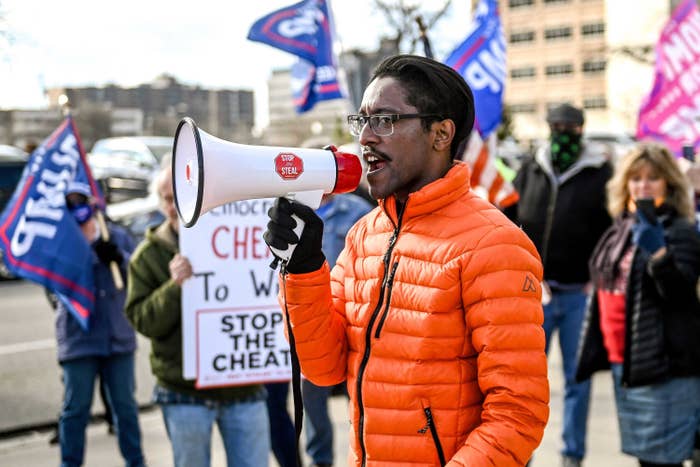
546,103,584,126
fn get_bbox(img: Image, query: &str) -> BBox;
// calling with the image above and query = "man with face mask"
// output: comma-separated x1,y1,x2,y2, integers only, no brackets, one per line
504,104,613,467
54,182,145,467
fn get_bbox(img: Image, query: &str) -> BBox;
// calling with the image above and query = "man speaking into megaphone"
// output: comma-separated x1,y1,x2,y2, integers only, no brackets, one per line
262,54,550,466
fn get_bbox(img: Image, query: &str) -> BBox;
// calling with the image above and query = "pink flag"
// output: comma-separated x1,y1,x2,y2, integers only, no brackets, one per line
636,0,700,156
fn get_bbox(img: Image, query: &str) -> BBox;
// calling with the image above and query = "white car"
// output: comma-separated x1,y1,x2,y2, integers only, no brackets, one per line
89,136,173,202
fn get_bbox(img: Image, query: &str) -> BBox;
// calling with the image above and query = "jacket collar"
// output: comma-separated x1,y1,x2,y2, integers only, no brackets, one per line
379,161,471,223
535,143,608,184
146,221,179,253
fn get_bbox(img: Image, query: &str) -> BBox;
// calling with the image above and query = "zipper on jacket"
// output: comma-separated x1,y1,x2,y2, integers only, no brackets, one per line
540,175,559,268
374,260,399,338
418,406,446,467
356,204,405,467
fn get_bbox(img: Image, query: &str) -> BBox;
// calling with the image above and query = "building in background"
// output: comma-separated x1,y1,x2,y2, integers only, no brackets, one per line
264,68,353,147
264,39,400,147
44,74,255,145
501,0,671,144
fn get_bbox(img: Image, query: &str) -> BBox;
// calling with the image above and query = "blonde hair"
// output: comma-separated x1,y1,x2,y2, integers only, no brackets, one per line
606,142,694,221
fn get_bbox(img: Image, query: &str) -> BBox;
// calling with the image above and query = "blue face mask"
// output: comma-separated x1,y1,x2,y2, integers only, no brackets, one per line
69,203,94,225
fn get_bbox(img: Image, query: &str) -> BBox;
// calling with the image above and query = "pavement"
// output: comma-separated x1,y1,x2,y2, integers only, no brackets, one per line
0,340,693,467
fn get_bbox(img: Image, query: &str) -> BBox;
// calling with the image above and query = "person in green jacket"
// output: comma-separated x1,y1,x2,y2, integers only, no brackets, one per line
125,155,270,467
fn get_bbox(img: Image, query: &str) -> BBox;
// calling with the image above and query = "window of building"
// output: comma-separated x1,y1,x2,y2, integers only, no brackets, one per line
582,59,607,73
545,63,574,76
582,22,605,36
510,30,536,43
509,0,534,8
544,26,573,41
583,96,607,109
511,66,537,79
510,103,538,113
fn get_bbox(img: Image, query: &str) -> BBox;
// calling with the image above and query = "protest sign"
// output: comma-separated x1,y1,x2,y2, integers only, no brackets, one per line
179,198,291,387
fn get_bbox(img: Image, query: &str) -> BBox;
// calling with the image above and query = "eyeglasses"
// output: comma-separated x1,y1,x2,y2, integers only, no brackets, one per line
346,113,443,137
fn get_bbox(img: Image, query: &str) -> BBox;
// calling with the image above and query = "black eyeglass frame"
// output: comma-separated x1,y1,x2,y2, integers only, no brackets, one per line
346,113,444,137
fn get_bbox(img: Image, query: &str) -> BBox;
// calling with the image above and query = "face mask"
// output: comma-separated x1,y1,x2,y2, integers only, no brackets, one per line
68,203,94,225
550,129,582,173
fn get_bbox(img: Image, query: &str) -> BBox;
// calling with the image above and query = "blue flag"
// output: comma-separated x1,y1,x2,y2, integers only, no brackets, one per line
248,0,344,113
0,117,101,330
444,0,506,137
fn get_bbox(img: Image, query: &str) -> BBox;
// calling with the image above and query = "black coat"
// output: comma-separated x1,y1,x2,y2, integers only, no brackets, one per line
576,209,700,387
505,145,613,285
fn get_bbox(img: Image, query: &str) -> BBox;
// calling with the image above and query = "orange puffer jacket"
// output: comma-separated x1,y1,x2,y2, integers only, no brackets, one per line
281,162,549,466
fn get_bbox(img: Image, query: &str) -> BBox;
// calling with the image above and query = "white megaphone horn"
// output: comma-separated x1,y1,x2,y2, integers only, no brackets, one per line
172,117,362,264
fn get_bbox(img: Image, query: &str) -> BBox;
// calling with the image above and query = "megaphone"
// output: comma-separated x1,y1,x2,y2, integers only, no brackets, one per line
172,117,362,263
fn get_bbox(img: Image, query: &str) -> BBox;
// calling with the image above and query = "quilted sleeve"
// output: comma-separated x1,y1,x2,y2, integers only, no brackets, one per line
449,224,550,467
279,260,349,386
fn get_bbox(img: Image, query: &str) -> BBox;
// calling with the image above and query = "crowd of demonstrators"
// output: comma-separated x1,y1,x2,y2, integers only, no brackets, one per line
124,155,270,467
504,103,613,467
53,182,144,467
576,143,700,467
301,192,373,467
264,54,549,466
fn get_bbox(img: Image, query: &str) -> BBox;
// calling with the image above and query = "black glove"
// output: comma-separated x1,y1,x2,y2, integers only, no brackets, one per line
93,239,124,265
263,197,325,273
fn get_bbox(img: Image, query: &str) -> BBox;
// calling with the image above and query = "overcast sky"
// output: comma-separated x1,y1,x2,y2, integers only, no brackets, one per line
0,0,473,128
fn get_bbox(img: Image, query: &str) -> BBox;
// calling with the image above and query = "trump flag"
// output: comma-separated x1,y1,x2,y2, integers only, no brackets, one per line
444,0,506,137
0,117,101,330
444,0,517,208
247,0,344,113
636,0,700,156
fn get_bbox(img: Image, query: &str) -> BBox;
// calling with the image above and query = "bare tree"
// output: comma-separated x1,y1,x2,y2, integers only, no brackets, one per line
372,0,452,54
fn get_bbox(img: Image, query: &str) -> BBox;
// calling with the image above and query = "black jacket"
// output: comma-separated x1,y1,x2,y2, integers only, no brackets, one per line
505,144,613,285
576,209,700,386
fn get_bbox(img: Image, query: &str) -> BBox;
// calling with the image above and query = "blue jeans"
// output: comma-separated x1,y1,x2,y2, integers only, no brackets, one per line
302,379,335,465
265,382,298,467
59,353,144,467
160,395,270,467
542,288,591,460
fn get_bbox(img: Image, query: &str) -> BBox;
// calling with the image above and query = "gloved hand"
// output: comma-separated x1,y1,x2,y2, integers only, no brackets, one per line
632,210,665,254
93,239,124,265
263,197,325,273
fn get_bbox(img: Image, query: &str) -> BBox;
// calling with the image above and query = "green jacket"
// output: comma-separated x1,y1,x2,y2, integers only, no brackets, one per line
125,222,261,400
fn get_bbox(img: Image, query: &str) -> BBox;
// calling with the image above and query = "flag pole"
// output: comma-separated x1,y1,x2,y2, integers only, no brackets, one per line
60,98,124,290
416,16,434,59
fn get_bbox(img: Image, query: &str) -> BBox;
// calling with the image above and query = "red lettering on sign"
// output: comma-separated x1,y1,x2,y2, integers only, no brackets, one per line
274,152,304,180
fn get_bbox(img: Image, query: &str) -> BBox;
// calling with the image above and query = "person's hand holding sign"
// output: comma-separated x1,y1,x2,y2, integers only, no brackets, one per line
169,253,193,286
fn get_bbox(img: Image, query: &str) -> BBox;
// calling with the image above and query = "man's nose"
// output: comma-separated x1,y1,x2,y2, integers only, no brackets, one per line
358,122,379,145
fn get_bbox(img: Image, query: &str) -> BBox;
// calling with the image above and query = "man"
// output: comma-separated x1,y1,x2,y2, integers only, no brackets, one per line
125,156,270,467
302,192,373,467
264,54,549,466
56,182,144,467
504,104,613,467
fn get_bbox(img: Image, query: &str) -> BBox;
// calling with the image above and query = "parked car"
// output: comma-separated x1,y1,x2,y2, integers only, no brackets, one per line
0,145,28,279
0,145,28,214
584,131,637,162
106,191,164,243
89,136,173,203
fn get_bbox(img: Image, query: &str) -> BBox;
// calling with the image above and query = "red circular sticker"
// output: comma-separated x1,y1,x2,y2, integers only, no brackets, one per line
274,152,304,180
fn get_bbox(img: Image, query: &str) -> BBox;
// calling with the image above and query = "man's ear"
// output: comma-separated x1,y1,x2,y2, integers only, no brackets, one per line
432,119,455,153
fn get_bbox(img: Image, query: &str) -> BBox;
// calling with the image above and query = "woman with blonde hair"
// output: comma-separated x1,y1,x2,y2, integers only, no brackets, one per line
576,142,700,467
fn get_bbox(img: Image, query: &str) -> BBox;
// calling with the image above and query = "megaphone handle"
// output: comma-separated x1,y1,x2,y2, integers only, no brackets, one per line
269,214,304,264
